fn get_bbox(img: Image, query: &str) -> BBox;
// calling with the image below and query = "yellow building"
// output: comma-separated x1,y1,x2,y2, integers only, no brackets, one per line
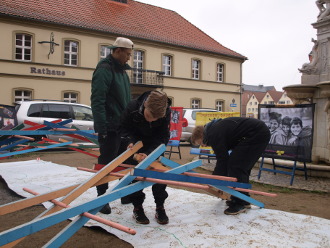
0,0,246,111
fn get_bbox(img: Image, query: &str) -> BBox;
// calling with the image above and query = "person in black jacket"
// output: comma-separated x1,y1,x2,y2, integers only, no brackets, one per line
119,90,171,225
191,117,270,215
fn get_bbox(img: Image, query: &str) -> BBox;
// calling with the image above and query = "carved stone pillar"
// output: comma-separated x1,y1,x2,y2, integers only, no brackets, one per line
317,81,330,149
282,84,317,104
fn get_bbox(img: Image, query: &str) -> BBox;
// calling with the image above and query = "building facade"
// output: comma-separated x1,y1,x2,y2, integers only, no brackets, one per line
0,0,246,112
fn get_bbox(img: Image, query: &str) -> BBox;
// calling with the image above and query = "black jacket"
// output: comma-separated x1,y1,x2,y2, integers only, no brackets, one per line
204,117,269,164
120,91,171,155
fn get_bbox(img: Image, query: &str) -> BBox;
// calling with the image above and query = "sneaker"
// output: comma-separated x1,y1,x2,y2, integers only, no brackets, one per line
121,195,132,205
100,203,111,214
155,207,169,225
226,200,251,209
224,204,247,215
133,206,150,224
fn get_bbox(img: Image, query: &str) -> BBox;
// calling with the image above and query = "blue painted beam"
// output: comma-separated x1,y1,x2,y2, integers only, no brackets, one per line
0,142,72,158
132,168,251,189
160,157,265,208
0,145,203,247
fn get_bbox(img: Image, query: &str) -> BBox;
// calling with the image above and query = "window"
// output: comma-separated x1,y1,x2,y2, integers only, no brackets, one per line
216,63,224,82
72,105,93,121
15,33,32,61
64,40,78,66
63,92,78,103
41,104,72,119
269,101,274,104
191,99,200,109
162,55,172,76
192,59,200,79
215,100,223,111
254,102,258,105
249,102,252,105
278,101,285,104
133,50,144,83
14,89,32,103
100,45,111,59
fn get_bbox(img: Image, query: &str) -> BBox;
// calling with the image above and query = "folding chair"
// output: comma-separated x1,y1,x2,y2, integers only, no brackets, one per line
165,139,181,159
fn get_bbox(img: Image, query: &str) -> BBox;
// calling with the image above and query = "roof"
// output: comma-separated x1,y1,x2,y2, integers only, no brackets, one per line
243,84,276,92
267,90,283,103
0,0,247,60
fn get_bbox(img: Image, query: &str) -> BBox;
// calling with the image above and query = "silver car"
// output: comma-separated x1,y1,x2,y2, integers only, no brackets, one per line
15,100,94,142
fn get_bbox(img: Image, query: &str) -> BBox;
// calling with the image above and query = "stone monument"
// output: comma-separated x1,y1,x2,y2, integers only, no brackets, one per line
283,1,330,164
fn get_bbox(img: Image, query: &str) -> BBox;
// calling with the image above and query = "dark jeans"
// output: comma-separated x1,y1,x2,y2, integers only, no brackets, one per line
118,138,168,207
213,126,270,205
96,130,121,196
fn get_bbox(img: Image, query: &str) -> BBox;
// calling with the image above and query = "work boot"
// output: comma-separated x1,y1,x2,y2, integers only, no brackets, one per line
99,203,111,214
133,206,150,224
121,195,132,205
224,204,247,215
155,206,169,225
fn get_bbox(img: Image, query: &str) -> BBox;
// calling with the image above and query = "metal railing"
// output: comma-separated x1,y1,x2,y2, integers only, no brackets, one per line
127,68,164,87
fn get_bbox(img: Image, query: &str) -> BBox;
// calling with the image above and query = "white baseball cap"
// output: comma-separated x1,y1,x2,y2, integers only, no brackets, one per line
108,37,134,49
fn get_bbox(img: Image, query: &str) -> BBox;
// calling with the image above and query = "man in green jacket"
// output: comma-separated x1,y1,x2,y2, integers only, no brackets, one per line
91,37,133,214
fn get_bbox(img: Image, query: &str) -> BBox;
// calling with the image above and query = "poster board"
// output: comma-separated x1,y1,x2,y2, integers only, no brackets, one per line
0,105,17,130
258,104,315,162
195,112,240,126
169,107,183,141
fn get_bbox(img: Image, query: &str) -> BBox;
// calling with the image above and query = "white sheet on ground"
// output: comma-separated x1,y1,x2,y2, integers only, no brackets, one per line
0,160,329,248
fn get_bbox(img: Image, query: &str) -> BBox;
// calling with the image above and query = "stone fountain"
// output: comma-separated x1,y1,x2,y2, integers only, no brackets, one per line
284,1,330,164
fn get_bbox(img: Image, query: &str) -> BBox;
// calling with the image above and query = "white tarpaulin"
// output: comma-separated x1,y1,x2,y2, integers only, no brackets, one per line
0,160,329,248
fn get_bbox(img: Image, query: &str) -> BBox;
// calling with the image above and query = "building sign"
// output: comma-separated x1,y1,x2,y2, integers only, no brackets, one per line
30,67,65,76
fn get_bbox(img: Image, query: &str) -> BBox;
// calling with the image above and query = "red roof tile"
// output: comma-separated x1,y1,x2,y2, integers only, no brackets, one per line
267,90,283,103
0,0,246,60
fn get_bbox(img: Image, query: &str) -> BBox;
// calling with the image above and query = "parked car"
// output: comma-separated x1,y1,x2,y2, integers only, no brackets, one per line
181,108,219,144
15,100,94,142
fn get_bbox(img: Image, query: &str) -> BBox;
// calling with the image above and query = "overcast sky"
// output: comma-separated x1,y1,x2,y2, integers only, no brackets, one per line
137,0,318,91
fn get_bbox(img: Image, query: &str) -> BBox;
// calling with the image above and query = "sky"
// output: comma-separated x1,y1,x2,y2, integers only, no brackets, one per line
136,0,319,91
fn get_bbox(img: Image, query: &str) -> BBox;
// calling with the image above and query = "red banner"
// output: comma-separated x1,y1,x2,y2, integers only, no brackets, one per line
169,107,183,141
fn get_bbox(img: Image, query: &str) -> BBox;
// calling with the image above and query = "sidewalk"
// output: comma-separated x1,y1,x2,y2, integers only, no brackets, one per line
170,144,330,193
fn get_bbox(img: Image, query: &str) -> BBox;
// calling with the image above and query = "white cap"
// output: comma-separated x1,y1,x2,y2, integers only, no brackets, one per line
109,37,134,49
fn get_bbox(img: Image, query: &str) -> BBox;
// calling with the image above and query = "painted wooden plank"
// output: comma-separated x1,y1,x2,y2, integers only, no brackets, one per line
160,157,265,208
39,141,142,217
0,159,202,246
43,121,97,140
44,154,202,247
131,169,251,188
0,142,72,158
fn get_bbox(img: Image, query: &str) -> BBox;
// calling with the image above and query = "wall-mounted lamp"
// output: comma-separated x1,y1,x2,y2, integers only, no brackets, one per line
38,32,59,59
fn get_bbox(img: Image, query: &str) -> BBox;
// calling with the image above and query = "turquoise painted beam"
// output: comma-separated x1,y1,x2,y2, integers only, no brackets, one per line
131,168,251,189
160,157,265,208
0,141,72,158
0,147,203,247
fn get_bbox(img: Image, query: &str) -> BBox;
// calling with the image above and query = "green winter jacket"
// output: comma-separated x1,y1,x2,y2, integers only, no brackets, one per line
91,55,131,134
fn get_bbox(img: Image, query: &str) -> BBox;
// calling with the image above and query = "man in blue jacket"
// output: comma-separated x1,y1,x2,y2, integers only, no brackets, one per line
91,37,133,214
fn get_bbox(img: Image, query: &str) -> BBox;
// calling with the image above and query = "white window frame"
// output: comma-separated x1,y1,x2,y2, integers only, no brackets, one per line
191,99,200,109
100,45,111,59
63,92,78,103
192,59,200,80
64,40,78,66
216,100,223,112
133,50,144,84
15,33,32,61
162,55,172,76
14,89,32,103
216,63,224,82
